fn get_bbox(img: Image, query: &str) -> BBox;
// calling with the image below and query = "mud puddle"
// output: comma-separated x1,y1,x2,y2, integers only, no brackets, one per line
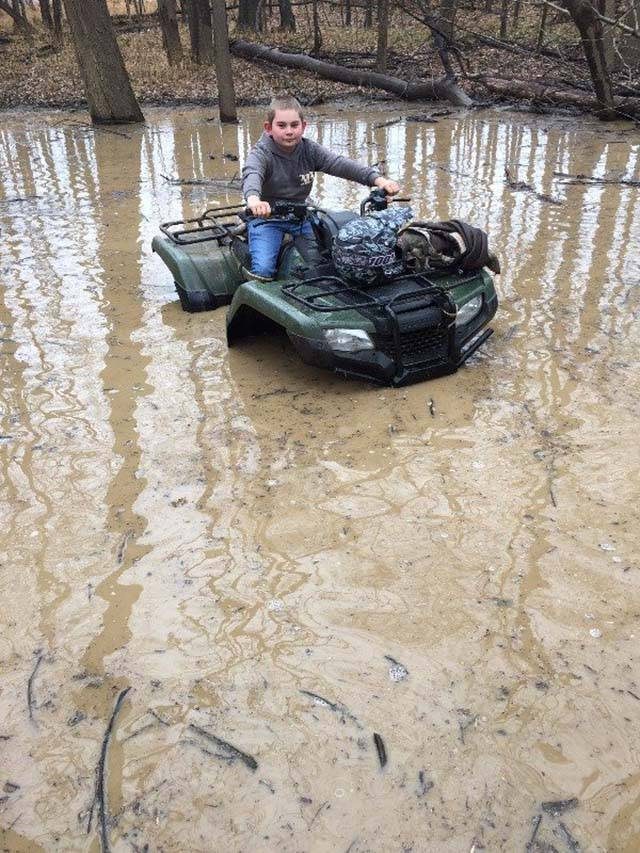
1,104,639,851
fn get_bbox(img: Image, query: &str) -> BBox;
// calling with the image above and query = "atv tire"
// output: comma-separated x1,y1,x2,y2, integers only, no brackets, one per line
175,283,218,313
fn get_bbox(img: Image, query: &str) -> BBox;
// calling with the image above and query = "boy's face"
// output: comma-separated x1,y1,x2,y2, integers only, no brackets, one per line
265,108,306,151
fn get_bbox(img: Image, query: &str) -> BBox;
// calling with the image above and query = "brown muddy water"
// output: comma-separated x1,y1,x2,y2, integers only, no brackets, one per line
0,103,639,852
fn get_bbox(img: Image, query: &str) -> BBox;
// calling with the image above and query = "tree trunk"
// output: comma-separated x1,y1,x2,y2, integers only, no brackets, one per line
39,0,53,29
237,0,259,30
158,0,183,65
312,0,322,52
375,0,388,72
439,0,457,41
52,0,63,44
499,0,508,38
562,0,615,117
364,0,373,28
345,0,351,26
513,0,521,27
211,0,237,122
230,39,473,104
536,2,548,52
0,0,34,32
187,0,214,64
277,0,295,30
599,0,615,69
61,0,144,123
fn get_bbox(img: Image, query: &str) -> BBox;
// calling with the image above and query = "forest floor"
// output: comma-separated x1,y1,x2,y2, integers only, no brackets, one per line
0,9,637,116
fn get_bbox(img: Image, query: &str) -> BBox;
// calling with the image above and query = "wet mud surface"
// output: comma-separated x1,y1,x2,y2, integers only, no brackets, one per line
1,104,639,852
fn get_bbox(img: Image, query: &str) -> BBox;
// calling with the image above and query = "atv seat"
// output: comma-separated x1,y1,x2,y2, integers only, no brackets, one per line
312,209,358,257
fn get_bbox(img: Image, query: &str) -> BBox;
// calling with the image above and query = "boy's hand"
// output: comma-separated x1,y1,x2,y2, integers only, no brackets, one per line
246,196,271,217
373,177,400,196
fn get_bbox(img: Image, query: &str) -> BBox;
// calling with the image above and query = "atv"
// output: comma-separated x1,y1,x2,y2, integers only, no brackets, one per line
151,190,498,387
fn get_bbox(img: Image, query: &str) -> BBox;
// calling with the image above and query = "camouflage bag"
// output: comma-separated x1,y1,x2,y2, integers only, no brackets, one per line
397,219,501,275
331,206,414,286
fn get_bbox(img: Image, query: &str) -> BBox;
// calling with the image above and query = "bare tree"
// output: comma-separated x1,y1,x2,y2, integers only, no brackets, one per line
312,0,322,52
39,0,53,29
0,0,34,32
186,0,214,64
499,0,508,38
536,2,549,51
364,0,373,27
237,0,260,29
211,0,237,122
440,0,457,40
158,0,183,65
277,0,295,30
562,0,615,116
376,0,389,72
52,0,63,44
62,0,144,123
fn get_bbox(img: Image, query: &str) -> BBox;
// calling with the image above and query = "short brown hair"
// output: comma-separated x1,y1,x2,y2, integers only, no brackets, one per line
266,95,304,124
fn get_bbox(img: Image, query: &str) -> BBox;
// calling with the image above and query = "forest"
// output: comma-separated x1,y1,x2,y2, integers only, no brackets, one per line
0,0,639,123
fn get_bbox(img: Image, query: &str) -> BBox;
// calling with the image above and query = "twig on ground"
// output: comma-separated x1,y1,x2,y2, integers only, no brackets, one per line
27,653,43,722
89,687,131,852
373,732,387,768
188,723,258,771
299,690,362,728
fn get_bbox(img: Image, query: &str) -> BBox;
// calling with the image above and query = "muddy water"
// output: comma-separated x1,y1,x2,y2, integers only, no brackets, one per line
0,104,639,852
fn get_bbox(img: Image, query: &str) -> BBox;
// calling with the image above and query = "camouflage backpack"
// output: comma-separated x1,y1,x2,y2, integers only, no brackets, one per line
397,219,501,275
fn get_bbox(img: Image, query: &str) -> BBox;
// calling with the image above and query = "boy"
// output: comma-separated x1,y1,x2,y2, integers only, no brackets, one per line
241,95,400,280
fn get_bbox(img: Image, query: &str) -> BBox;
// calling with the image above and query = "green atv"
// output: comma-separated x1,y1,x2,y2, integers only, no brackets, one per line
152,191,498,387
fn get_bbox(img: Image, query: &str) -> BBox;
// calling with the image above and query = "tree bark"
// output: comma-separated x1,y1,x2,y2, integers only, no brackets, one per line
562,0,615,117
230,39,473,105
211,0,237,122
277,0,295,30
312,0,322,52
187,0,214,64
52,0,63,44
158,0,183,65
39,0,53,29
238,0,259,30
598,0,615,69
536,2,548,52
364,0,373,28
499,0,508,38
375,0,389,72
61,0,144,123
439,0,457,41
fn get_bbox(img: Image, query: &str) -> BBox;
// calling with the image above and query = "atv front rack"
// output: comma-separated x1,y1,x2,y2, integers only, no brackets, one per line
160,204,246,245
283,274,459,383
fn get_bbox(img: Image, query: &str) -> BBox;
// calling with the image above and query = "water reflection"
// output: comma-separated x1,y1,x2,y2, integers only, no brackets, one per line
1,106,639,851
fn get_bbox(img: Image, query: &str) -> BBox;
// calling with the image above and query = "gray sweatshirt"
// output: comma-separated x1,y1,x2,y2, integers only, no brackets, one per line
241,132,381,205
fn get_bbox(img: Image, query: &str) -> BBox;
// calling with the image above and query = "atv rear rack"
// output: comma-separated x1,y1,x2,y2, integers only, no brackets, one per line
160,204,246,245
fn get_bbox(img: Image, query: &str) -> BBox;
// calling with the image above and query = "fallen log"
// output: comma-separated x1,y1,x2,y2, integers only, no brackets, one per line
471,75,640,120
229,39,472,107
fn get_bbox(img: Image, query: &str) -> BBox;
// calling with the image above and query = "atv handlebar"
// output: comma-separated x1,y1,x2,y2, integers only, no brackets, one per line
247,191,411,223
360,188,411,216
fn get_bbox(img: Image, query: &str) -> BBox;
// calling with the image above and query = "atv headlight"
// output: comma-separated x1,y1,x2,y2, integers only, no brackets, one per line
324,328,374,352
456,294,482,326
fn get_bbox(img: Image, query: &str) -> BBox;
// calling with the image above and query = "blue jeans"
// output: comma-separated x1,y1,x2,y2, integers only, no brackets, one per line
247,218,316,278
